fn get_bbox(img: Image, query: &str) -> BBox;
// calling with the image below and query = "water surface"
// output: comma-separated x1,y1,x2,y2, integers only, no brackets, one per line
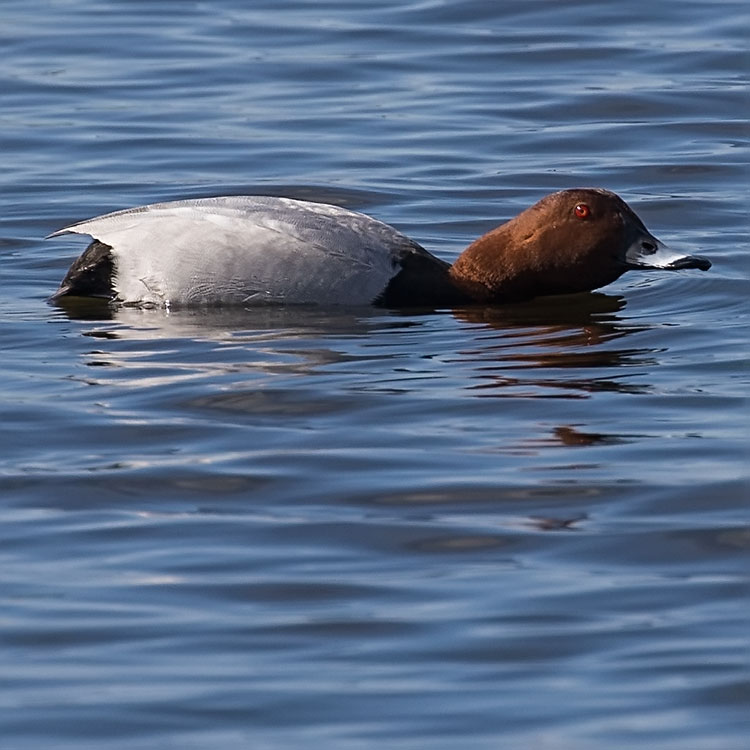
2,1,748,748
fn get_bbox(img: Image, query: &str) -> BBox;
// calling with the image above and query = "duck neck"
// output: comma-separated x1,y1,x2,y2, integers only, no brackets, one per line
449,225,527,303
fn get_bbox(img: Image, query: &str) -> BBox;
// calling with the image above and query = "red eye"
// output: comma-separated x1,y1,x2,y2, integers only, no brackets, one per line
574,203,591,219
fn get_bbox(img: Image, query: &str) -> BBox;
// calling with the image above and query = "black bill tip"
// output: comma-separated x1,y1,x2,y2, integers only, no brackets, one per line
667,255,712,271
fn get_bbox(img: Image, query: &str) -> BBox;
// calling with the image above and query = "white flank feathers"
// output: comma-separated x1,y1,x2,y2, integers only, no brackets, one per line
50,196,425,306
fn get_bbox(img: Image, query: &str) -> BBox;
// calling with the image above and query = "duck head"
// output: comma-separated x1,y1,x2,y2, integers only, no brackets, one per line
449,188,711,302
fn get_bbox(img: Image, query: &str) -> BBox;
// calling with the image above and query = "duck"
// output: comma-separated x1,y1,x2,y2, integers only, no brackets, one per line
49,188,710,308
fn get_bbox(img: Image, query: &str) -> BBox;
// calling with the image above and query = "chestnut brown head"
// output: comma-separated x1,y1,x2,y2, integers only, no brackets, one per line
450,188,710,302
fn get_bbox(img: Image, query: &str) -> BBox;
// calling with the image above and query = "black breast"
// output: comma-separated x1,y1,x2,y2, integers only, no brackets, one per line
375,250,473,308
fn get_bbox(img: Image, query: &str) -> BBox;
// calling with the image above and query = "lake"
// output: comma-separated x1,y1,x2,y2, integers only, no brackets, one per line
2,1,748,748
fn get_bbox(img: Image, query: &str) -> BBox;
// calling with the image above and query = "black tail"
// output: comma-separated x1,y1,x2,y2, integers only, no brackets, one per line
50,240,115,300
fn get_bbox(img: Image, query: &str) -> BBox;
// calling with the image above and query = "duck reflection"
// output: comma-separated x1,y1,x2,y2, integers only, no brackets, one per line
550,425,628,447
450,293,654,398
54,290,657,401
527,513,588,531
512,424,633,453
53,295,113,322
54,298,397,388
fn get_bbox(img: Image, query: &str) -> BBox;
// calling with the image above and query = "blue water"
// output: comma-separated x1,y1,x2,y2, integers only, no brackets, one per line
2,1,748,748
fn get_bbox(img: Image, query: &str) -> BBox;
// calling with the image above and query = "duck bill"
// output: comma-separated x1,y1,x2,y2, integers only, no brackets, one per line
626,236,711,272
